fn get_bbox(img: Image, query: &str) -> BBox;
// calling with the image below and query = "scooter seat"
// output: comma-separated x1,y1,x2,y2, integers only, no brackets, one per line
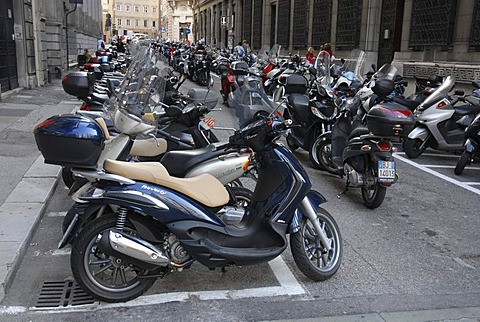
349,126,370,139
91,92,109,103
455,104,480,116
160,144,226,177
103,159,229,208
287,93,310,123
390,96,420,111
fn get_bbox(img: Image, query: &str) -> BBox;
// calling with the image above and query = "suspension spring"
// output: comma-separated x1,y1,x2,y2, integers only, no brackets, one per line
116,207,128,230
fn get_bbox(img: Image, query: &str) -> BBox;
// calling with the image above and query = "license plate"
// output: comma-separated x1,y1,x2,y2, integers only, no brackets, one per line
378,160,396,182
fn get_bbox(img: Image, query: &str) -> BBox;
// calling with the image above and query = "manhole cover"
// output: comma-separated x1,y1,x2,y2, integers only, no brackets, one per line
34,279,96,308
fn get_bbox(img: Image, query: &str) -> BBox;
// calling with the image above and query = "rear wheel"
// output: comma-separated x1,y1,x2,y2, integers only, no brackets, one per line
62,167,74,188
290,207,343,281
403,137,428,159
71,214,160,302
313,138,338,175
361,183,387,209
454,152,471,175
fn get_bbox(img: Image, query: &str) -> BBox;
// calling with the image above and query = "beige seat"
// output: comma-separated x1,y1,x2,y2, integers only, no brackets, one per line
103,159,229,208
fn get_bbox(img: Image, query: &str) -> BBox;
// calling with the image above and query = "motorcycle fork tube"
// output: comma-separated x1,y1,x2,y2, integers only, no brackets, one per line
300,198,331,252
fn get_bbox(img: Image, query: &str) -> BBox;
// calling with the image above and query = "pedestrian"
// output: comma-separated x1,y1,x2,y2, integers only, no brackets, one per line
83,48,92,62
242,39,251,55
306,47,315,64
234,42,245,57
97,37,106,51
324,43,334,60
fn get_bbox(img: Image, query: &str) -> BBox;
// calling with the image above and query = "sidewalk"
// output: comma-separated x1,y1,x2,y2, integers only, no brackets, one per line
1,81,480,322
0,80,76,302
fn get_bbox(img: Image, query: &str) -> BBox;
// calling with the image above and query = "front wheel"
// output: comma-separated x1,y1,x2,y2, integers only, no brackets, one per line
71,214,160,302
403,137,429,159
361,183,387,209
454,152,471,175
62,167,74,188
290,207,343,281
312,137,338,175
198,70,209,86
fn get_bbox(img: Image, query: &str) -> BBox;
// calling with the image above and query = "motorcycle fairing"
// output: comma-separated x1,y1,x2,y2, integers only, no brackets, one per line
407,125,430,141
465,138,478,153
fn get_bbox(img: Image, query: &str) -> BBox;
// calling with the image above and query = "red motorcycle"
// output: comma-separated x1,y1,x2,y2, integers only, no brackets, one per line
220,60,250,106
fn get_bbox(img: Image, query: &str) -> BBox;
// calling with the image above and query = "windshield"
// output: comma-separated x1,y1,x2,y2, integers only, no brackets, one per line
270,44,282,59
373,64,398,80
314,50,332,85
419,76,455,109
106,48,167,136
341,49,366,81
230,80,277,127
257,44,272,61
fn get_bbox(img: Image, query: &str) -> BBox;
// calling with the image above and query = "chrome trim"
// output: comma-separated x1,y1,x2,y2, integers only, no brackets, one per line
106,230,170,266
300,198,332,252
72,168,135,185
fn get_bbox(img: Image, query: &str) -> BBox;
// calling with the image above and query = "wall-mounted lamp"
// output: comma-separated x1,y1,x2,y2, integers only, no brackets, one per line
40,17,46,22
383,29,390,40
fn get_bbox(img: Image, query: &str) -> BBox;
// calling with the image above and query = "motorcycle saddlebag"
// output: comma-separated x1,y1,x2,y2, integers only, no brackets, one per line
34,114,105,167
62,71,95,98
187,88,219,109
366,102,415,137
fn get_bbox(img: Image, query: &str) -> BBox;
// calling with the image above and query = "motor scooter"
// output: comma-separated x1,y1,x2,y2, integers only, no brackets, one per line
455,111,480,175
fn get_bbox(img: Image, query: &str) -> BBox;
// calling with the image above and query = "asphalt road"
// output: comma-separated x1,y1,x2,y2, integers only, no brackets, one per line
1,75,479,321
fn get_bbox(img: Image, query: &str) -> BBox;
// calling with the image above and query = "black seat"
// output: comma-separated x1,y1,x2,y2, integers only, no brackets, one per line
455,104,480,116
287,93,310,123
390,96,420,111
160,145,227,177
349,126,370,139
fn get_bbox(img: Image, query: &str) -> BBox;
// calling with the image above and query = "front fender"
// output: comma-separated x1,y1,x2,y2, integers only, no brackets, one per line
289,190,327,233
407,126,430,140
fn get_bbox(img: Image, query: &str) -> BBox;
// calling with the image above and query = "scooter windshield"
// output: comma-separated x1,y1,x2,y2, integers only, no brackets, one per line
373,64,398,80
230,80,277,127
340,49,366,82
418,76,455,110
314,50,332,85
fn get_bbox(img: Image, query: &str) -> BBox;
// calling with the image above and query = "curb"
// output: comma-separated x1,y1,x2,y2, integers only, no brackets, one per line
0,155,60,302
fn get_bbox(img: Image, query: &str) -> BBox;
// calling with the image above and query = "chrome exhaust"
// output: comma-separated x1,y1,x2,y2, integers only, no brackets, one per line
97,230,170,269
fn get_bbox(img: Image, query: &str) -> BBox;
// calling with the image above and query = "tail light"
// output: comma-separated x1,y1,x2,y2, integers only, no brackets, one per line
377,141,392,151
80,104,91,111
34,120,55,131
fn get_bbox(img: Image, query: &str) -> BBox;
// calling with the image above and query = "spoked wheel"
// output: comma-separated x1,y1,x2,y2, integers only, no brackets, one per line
290,207,342,281
454,152,471,175
402,137,429,159
361,182,387,209
71,214,161,302
312,138,338,175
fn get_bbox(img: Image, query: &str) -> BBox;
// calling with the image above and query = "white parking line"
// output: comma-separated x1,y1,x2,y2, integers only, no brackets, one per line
394,153,480,196
0,256,304,314
395,152,461,158
423,165,480,170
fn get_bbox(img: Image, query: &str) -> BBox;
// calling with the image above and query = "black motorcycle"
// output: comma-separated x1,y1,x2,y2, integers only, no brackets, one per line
455,111,480,175
313,79,415,209
187,52,211,86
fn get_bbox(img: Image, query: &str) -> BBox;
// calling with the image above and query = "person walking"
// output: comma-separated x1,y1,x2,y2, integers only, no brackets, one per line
97,38,106,51
306,47,315,64
234,42,245,57
324,43,334,61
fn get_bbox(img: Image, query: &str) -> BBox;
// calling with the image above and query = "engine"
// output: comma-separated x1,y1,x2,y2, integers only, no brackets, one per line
216,206,245,226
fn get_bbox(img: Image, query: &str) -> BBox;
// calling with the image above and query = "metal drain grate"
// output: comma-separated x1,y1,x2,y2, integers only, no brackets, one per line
34,279,96,308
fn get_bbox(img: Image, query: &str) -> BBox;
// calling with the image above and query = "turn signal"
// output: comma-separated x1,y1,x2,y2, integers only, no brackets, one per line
243,159,250,171
361,145,371,151
436,100,447,109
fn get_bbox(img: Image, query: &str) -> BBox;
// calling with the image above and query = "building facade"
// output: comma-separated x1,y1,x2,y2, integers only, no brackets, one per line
1,0,102,92
192,0,480,90
161,0,194,42
102,0,161,42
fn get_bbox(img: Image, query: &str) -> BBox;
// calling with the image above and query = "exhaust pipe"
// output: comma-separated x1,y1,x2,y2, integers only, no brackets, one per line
97,230,170,270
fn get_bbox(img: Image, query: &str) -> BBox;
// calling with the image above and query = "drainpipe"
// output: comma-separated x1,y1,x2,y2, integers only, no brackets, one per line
31,0,45,86
66,2,78,70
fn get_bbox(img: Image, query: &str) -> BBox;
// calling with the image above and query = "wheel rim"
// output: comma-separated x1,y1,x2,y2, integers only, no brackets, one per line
83,228,146,293
301,216,340,272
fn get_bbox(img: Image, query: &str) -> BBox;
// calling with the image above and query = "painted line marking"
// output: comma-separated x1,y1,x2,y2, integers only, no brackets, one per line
423,165,480,170
464,182,480,185
394,153,480,196
1,256,304,314
395,152,460,158
47,211,67,217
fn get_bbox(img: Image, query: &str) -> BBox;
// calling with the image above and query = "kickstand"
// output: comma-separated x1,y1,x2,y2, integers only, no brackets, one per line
337,181,350,199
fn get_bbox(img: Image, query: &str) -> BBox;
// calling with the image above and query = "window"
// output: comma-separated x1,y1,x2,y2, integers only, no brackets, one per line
117,18,122,26
135,19,139,27
125,5,130,12
126,19,131,26
152,21,156,27
144,20,148,27
153,7,157,13
144,6,148,13
134,5,139,12
116,4,122,11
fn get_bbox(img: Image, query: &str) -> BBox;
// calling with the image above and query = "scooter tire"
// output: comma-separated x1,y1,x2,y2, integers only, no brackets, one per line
290,207,343,281
71,214,159,303
312,138,338,175
62,167,74,188
361,183,387,209
402,137,428,159
454,152,471,175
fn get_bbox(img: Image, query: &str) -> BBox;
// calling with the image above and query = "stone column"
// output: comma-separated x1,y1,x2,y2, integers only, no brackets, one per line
452,0,474,53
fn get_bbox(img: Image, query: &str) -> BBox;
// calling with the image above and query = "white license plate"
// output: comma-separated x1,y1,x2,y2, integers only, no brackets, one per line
378,160,396,182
